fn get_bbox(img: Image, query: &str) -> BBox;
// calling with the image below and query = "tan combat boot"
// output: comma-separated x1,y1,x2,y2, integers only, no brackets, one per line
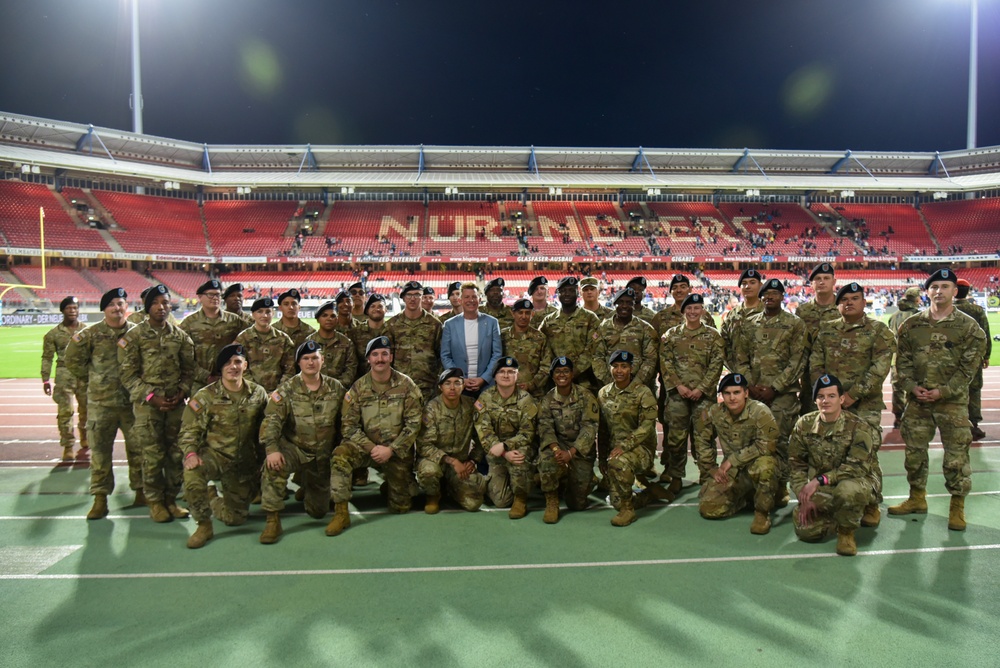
186,521,214,549
948,496,966,531
750,511,771,535
509,494,528,520
424,494,441,515
836,527,857,556
149,501,172,523
325,502,351,536
611,496,637,527
888,489,927,515
165,496,190,519
259,512,283,544
861,503,881,527
543,492,560,524
61,446,75,462
78,427,89,450
132,488,147,507
86,494,109,520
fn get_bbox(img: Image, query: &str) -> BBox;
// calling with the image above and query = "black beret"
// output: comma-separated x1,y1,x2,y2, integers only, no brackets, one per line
250,297,274,312
680,293,704,311
613,287,636,304
144,284,169,313
669,274,690,288
738,268,765,285
215,344,246,371
296,340,323,363
549,356,573,377
556,276,579,289
718,373,749,393
485,277,505,291
924,268,958,290
528,276,549,295
365,336,392,357
609,350,634,366
139,287,153,301
422,286,435,296
400,280,423,297
100,288,126,311
447,281,462,295
809,263,835,281
348,282,363,292
315,301,336,318
196,279,222,295
334,291,351,305
494,356,519,371
627,276,647,290
835,282,863,304
277,289,301,305
812,373,843,400
364,293,386,315
437,367,465,385
758,279,785,298
512,298,533,312
59,296,78,312
223,283,243,299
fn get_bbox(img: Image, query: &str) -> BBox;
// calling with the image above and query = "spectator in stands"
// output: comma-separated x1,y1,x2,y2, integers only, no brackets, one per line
441,283,502,396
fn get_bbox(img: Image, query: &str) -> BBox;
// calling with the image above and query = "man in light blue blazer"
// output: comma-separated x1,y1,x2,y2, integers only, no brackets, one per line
441,282,502,395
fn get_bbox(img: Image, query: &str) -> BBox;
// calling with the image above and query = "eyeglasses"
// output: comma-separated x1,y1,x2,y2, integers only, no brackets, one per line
349,289,364,295
202,292,222,299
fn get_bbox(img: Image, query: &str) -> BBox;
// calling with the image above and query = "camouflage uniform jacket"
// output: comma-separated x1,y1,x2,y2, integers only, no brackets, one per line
127,310,178,326
384,310,443,397
735,309,807,393
64,320,135,407
501,326,552,396
592,316,659,387
273,318,317,350
537,384,600,458
888,302,919,335
584,303,614,321
809,316,896,415
179,308,244,383
41,321,86,380
226,309,254,329
235,325,296,393
342,370,423,458
440,308,463,324
632,303,656,324
353,320,387,376
179,379,269,469
529,304,558,330
597,380,657,453
796,298,840,348
305,329,360,389
955,298,992,360
659,322,726,396
541,307,600,378
694,399,777,476
895,308,986,404
474,386,538,455
260,374,346,458
650,304,716,339
789,411,876,491
481,303,514,331
720,301,763,370
418,395,483,464
118,320,196,402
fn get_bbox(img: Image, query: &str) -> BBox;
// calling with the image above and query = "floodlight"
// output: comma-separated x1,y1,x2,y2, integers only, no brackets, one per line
32,165,40,174
20,164,30,174
840,190,855,198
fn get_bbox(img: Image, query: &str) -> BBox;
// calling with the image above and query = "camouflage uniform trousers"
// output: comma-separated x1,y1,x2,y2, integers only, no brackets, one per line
133,403,185,503
53,367,88,448
86,404,143,495
853,409,884,504
607,446,653,509
900,400,973,497
331,445,416,513
486,453,535,508
792,478,873,540
415,459,485,512
969,367,984,425
765,392,799,485
183,450,253,525
699,456,778,519
663,392,715,483
261,444,332,519
537,449,595,510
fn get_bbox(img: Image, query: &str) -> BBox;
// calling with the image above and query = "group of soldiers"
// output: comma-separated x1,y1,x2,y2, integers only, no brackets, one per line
40,263,988,556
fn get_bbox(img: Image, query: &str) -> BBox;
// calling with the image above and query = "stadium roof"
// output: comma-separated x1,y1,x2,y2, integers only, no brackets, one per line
2,111,1000,193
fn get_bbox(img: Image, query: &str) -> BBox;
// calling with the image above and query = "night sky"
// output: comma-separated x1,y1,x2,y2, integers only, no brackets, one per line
1,0,998,152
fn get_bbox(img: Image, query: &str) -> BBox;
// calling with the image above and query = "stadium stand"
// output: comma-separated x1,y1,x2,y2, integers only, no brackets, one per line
81,268,156,299
921,198,1000,255
718,202,848,256
319,201,424,256
811,202,934,255
93,192,209,256
0,181,110,252
644,202,736,254
9,266,104,305
204,200,299,256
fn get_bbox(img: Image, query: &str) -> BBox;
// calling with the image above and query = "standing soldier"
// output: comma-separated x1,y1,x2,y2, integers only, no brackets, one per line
954,278,991,440
327,336,423,536
258,341,347,544
695,373,779,534
527,276,557,329
273,288,316,349
541,276,601,390
421,286,441,320
889,269,986,531
721,268,765,371
734,278,807,506
65,288,144,518
355,293,388,377
481,277,514,331
348,281,367,322
440,281,464,323
235,297,296,393
384,280,443,400
415,368,486,514
660,293,726,492
180,279,244,396
128,286,179,326
475,357,538,519
650,274,716,339
537,357,600,523
502,298,552,399
593,288,658,391
791,375,878,556
223,283,253,328
580,276,613,320
888,287,922,429
306,299,359,388
625,277,656,323
179,344,269,549
42,295,88,461
796,263,840,415
118,284,197,523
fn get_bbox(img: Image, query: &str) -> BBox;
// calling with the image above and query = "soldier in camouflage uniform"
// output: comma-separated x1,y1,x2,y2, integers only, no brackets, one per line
580,276,613,320
440,281,464,323
306,299,359,388
480,277,514,331
180,344,269,549
127,286,179,327
541,276,601,391
180,279,244,396
421,286,441,321
537,357,600,523
415,368,486,513
475,356,538,518
235,297,296,393
258,341,347,543
720,268,765,372
791,374,878,556
384,280,443,401
326,337,423,536
796,263,841,415
955,278,991,440
650,274,717,339
65,288,144,519
889,269,986,532
660,293,726,492
625,277,656,324
42,295,88,460
734,278,807,505
118,284,197,523
599,350,660,526
501,298,552,399
695,373,779,534
527,276,558,329
223,282,254,328
593,288,658,390
348,282,367,322
273,288,316,349
888,287,922,428
355,293,388,377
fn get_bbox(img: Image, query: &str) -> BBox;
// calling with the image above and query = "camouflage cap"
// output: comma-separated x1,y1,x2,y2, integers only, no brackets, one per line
579,277,600,289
